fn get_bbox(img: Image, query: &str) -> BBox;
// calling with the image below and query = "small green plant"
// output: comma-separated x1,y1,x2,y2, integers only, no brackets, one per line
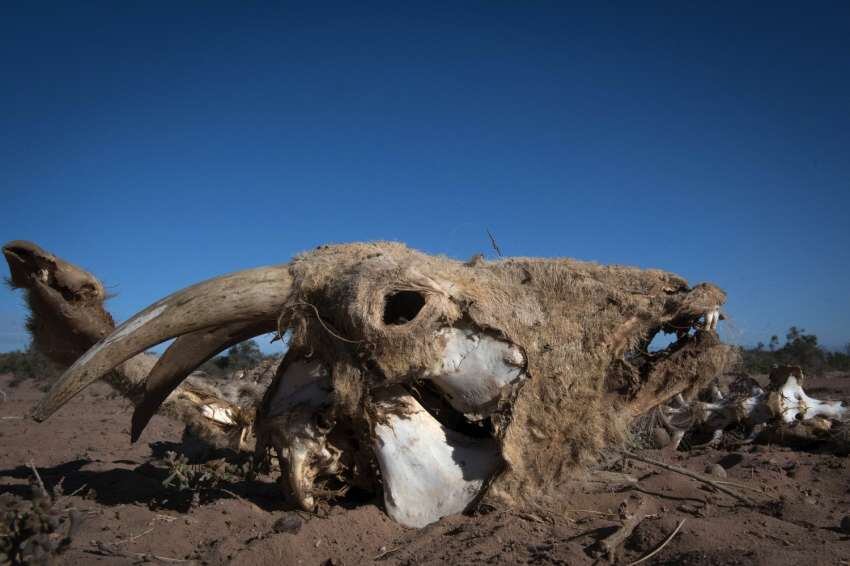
161,451,250,493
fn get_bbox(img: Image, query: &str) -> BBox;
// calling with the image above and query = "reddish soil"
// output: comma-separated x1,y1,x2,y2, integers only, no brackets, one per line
2,373,850,565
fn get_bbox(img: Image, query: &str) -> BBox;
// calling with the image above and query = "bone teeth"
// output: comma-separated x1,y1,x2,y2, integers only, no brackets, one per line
704,308,720,330
285,443,315,510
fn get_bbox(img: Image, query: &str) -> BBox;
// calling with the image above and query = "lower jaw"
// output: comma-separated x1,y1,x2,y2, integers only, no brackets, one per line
371,386,501,528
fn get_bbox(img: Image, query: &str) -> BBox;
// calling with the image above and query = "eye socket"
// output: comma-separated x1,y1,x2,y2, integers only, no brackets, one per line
383,291,426,325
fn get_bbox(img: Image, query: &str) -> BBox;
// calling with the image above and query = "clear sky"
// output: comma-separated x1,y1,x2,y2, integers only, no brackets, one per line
1,2,849,354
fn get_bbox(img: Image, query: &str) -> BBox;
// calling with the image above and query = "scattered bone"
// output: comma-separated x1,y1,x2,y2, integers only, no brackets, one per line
658,366,847,449
770,369,846,423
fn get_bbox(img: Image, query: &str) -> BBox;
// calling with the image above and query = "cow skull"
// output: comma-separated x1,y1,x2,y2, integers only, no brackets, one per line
8,241,737,527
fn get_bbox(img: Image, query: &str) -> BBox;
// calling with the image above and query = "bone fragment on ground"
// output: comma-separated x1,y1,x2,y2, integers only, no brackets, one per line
371,386,500,528
773,374,847,423
423,326,527,418
200,404,237,426
659,367,847,447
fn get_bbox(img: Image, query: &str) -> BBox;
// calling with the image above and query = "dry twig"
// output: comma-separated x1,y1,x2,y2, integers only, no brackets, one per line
589,497,649,561
374,545,402,560
110,527,155,546
627,518,685,566
87,544,189,563
28,461,47,494
486,229,503,257
621,450,754,505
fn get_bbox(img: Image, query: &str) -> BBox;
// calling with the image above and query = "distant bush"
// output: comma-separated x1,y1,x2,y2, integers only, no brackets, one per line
741,327,850,375
0,346,57,385
198,339,272,377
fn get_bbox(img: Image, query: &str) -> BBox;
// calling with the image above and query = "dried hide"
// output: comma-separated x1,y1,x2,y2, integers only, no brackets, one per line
6,240,737,526
276,243,736,501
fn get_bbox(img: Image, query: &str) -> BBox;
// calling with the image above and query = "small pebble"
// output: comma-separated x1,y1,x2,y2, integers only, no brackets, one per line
272,512,303,534
652,427,671,449
705,464,727,479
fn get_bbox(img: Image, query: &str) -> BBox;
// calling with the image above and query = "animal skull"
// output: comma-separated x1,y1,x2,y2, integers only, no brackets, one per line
7,240,737,527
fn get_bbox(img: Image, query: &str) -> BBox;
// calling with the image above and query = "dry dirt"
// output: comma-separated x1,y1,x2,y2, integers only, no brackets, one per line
2,372,850,565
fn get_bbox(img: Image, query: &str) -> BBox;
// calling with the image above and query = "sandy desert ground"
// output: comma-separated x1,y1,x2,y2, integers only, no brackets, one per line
2,372,850,565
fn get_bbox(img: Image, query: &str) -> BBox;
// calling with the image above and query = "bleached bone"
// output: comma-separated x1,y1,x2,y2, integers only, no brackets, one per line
659,367,847,447
704,308,721,331
265,360,331,415
200,404,237,426
772,374,846,423
371,386,500,528
261,360,342,510
423,326,527,418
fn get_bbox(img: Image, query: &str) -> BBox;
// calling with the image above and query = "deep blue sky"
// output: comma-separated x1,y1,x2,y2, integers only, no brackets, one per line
2,2,849,353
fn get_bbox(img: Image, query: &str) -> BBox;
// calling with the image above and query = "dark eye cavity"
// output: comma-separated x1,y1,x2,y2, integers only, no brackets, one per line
383,291,426,325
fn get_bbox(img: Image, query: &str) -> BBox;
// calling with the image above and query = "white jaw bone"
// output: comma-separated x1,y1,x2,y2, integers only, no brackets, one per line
371,386,500,528
423,326,527,418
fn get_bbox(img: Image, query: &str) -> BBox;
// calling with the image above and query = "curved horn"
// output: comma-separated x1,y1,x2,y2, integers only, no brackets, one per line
33,265,293,422
130,319,276,442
